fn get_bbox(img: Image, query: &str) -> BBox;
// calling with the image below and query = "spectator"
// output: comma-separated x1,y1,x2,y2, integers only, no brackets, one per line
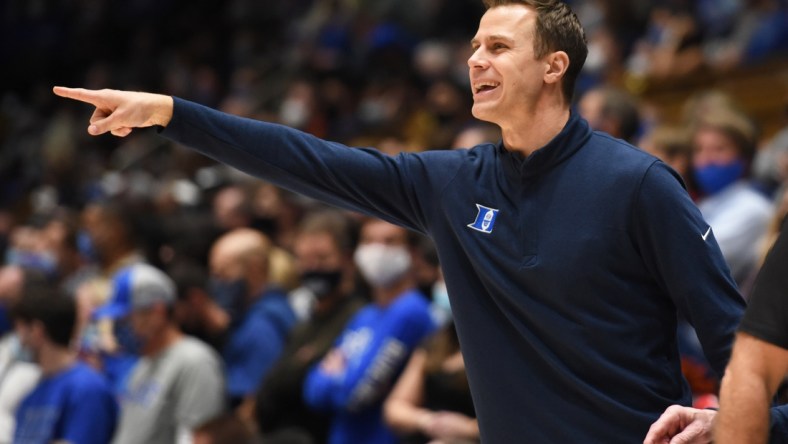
79,201,145,277
578,85,642,144
77,201,148,386
703,0,788,72
752,96,788,194
303,218,435,444
384,275,478,444
0,266,44,444
168,260,227,352
639,125,693,185
212,184,253,233
691,106,773,287
12,285,118,444
254,210,365,443
40,208,96,296
94,263,225,444
209,228,296,409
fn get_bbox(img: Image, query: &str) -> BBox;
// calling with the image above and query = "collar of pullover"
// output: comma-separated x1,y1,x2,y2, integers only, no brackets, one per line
499,111,592,181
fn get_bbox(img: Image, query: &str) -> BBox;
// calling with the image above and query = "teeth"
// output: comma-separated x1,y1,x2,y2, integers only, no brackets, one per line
473,81,500,93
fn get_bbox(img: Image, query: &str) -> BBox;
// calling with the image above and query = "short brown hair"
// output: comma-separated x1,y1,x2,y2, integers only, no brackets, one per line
483,0,588,102
692,108,758,161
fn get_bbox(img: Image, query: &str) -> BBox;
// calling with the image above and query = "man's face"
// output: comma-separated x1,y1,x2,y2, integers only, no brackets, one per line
692,128,740,168
294,232,343,274
468,5,544,126
129,306,160,345
359,220,408,248
209,247,247,284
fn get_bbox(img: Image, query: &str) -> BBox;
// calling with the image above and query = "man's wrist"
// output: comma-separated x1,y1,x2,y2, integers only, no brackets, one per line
151,94,174,127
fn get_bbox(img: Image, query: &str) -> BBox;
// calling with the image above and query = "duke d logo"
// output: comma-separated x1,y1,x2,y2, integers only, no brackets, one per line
467,204,499,234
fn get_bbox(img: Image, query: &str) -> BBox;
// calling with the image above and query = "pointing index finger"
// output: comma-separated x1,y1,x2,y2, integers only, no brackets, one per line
52,86,105,106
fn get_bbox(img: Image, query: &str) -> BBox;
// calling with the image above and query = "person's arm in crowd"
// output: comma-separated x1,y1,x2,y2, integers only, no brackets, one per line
227,318,285,405
715,332,788,444
632,162,745,376
384,349,430,434
384,349,479,441
304,305,434,413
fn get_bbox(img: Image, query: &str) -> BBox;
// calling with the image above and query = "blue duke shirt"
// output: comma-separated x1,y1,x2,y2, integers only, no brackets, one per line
161,99,745,443
224,287,296,401
304,290,435,444
14,362,118,444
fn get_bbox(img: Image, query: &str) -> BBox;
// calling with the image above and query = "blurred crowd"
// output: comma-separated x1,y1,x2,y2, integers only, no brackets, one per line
1,0,788,442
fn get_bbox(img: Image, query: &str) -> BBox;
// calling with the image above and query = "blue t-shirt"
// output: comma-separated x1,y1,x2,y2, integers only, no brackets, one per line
304,290,435,444
223,287,296,401
14,362,118,444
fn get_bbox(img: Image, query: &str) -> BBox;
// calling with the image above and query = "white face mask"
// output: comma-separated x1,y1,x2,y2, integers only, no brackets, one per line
353,243,412,288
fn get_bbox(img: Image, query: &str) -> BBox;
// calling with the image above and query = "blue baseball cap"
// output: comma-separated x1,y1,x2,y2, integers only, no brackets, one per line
93,263,176,320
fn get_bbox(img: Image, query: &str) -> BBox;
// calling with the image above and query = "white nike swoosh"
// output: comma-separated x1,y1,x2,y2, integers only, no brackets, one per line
702,227,711,241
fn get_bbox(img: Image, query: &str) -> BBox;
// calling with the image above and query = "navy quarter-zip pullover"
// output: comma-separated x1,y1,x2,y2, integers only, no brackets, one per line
161,98,745,443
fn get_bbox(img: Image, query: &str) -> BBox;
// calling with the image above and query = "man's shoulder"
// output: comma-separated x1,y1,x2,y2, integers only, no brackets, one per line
389,290,432,319
587,132,656,164
255,288,297,319
61,363,114,399
170,336,221,364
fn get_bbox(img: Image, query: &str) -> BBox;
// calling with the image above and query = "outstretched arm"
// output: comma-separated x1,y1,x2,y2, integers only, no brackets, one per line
715,332,788,444
52,87,173,137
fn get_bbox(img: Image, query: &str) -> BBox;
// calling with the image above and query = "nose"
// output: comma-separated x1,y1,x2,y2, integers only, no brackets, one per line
467,47,488,70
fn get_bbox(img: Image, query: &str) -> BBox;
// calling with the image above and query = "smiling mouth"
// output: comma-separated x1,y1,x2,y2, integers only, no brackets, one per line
473,81,500,95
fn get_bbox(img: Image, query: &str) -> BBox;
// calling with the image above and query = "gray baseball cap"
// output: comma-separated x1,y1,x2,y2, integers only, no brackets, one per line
93,263,176,319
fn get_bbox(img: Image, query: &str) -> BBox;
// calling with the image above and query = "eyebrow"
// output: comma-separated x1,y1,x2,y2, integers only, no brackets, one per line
470,34,514,47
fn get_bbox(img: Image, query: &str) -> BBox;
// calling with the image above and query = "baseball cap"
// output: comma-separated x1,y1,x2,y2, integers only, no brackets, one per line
93,263,176,320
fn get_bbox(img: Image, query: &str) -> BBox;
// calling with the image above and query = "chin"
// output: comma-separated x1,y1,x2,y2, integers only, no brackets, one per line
471,105,497,125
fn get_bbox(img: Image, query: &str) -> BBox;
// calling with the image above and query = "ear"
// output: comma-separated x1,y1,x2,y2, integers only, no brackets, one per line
28,320,47,346
544,51,569,86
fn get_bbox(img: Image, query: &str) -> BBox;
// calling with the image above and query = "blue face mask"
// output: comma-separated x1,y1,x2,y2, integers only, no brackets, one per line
208,278,247,325
77,230,100,263
693,159,745,196
113,318,142,356
430,280,452,326
4,249,58,278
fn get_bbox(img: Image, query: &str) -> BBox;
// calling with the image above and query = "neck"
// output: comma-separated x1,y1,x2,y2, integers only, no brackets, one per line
38,345,76,376
373,277,413,307
142,324,182,357
314,293,341,316
500,101,570,157
101,248,135,273
246,281,268,307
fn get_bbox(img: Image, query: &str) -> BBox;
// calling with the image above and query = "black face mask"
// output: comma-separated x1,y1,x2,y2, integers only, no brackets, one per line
300,270,343,300
251,217,278,239
208,277,247,325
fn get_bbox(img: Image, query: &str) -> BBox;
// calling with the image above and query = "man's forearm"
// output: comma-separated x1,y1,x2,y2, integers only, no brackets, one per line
716,366,772,444
716,333,788,443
